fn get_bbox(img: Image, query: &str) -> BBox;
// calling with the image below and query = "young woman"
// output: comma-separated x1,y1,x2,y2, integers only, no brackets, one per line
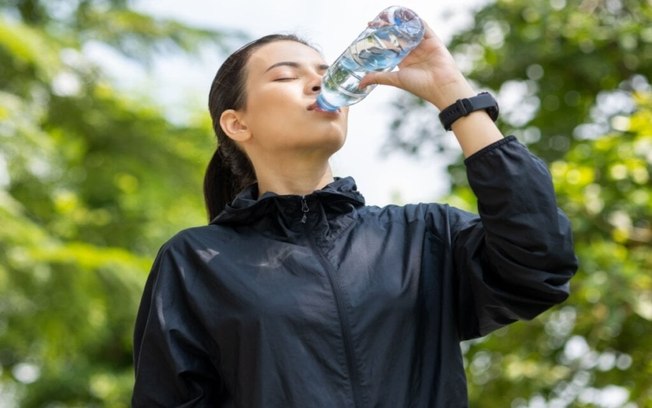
132,21,577,407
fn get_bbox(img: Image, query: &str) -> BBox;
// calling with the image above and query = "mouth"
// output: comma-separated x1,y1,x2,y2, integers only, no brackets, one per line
307,101,340,113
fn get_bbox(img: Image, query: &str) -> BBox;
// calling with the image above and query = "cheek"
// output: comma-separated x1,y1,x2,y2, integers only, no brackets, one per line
245,99,301,145
248,89,296,120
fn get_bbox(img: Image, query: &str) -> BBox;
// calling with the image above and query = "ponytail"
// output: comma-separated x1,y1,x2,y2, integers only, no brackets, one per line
203,147,231,222
203,144,255,221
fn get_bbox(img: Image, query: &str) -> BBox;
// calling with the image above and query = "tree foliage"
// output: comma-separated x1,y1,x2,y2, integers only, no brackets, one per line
0,0,236,405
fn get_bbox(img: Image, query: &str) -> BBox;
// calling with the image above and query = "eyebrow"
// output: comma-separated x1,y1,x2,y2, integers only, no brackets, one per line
264,61,329,73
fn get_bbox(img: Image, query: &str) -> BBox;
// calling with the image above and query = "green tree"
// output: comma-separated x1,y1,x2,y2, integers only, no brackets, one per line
0,0,240,405
387,0,652,405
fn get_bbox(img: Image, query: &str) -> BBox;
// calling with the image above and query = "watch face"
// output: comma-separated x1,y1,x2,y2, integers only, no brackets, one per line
474,92,499,120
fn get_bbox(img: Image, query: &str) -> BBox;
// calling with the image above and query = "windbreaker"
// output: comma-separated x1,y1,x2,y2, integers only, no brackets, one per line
132,136,578,407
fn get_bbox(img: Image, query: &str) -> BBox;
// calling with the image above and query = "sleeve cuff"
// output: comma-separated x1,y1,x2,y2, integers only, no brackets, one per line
463,135,518,165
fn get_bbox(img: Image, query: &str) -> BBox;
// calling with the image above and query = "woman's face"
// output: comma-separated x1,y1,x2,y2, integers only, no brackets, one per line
237,40,349,158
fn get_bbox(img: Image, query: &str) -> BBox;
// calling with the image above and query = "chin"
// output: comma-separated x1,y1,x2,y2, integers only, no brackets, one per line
322,132,347,156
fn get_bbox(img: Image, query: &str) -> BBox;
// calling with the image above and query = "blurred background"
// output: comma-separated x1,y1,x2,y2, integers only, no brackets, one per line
0,0,651,406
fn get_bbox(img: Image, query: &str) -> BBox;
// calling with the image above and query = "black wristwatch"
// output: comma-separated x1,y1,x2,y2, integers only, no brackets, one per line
438,92,499,131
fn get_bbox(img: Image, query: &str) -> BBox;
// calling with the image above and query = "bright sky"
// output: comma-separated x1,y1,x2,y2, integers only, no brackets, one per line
132,0,484,206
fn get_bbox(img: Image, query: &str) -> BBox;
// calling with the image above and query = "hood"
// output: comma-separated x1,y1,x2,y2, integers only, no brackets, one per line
211,177,365,226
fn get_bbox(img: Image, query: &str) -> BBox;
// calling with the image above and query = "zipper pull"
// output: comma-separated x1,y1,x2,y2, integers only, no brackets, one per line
300,197,309,224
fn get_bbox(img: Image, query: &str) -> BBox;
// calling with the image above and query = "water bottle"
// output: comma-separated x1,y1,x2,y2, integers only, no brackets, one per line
314,6,425,112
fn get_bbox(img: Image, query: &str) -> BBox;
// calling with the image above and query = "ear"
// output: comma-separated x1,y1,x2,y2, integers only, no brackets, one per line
219,109,251,142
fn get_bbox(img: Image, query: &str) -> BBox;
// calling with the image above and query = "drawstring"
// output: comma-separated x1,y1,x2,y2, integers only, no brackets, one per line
300,197,309,224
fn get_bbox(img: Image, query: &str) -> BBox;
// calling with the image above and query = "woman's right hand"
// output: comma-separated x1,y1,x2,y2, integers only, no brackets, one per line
359,21,475,111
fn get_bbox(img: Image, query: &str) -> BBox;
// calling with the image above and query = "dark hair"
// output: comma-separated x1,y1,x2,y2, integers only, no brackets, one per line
204,34,314,222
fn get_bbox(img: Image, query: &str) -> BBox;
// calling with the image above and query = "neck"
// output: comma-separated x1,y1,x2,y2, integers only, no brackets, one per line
254,156,335,197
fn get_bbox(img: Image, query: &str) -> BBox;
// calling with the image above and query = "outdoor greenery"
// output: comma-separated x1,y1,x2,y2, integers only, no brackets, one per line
1,0,650,406
0,0,232,405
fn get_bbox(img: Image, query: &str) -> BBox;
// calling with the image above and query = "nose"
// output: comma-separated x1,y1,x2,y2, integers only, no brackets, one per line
307,72,322,94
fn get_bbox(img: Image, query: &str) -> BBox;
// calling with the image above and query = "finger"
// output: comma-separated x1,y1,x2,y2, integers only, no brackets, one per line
421,20,436,40
418,21,447,51
359,71,400,89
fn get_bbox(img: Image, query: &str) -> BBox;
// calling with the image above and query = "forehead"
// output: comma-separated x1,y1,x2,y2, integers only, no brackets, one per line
246,40,325,75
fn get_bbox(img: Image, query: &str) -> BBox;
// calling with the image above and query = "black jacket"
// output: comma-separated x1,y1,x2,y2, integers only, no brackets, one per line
132,136,577,407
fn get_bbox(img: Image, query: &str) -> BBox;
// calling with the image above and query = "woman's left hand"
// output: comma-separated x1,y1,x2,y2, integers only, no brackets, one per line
359,21,475,110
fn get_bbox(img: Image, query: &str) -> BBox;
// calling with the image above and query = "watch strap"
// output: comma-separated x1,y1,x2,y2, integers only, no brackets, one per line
438,92,499,131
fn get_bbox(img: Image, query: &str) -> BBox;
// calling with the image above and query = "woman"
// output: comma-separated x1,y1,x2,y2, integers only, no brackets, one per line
132,21,577,407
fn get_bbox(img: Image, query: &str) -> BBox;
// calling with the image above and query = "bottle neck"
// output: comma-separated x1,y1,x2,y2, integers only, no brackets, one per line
315,94,339,112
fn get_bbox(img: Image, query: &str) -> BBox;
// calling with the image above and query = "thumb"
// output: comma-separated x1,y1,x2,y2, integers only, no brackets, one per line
359,71,401,89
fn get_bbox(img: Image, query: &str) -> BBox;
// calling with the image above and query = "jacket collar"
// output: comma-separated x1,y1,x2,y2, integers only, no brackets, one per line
211,177,365,226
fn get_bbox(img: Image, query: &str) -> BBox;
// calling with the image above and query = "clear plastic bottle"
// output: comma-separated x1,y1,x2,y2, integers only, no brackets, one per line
315,6,425,112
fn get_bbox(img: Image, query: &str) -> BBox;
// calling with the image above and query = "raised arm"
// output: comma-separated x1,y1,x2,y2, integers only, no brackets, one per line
359,21,504,157
360,21,578,338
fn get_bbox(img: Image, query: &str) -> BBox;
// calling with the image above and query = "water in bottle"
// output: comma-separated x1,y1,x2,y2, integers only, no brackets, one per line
314,6,425,112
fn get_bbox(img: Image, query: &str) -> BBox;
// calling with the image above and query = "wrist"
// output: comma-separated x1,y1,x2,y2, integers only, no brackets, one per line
426,78,475,110
452,114,504,158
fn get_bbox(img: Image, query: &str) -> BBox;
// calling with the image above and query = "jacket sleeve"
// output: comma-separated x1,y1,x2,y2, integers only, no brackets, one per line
450,136,578,340
132,241,227,407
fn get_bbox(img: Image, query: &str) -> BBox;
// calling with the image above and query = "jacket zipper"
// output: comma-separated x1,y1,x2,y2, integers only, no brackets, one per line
301,197,364,408
300,196,309,224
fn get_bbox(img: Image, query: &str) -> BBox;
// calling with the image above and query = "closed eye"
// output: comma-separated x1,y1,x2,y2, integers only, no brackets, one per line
273,77,298,82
